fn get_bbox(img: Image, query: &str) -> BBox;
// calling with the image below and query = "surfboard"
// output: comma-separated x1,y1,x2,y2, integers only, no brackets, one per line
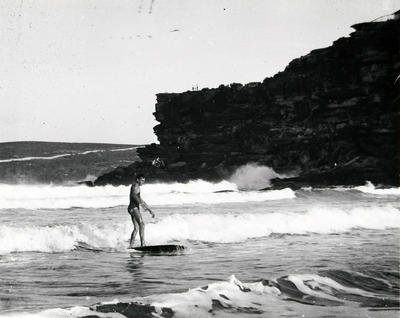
130,244,185,253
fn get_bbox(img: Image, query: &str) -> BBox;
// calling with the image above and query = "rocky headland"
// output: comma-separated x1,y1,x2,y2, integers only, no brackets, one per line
94,12,400,188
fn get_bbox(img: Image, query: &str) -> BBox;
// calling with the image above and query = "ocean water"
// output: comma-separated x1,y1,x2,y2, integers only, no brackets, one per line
0,179,399,318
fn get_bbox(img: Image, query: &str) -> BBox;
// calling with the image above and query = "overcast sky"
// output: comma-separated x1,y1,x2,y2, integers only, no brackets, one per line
1,0,397,144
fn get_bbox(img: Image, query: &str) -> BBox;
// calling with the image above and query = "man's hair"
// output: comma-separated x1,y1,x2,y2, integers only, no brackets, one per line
136,173,145,179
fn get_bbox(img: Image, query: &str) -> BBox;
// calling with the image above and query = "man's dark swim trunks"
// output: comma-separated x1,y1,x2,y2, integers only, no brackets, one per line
128,191,141,211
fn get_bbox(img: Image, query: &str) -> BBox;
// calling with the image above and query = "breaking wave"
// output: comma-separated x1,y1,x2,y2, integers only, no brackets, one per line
355,181,400,196
1,272,397,318
131,273,398,316
0,205,398,254
0,181,294,210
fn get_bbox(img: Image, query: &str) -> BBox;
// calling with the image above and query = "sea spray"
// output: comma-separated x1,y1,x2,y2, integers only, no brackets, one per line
355,181,400,195
229,163,294,190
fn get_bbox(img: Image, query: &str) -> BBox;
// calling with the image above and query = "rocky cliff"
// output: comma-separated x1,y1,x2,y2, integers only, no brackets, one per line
95,12,400,187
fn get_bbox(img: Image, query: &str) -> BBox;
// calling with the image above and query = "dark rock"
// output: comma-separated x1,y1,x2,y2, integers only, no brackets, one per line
81,302,175,318
271,165,398,190
94,13,400,188
77,180,94,186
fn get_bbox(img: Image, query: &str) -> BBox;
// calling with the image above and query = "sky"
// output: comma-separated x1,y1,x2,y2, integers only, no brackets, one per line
1,0,398,145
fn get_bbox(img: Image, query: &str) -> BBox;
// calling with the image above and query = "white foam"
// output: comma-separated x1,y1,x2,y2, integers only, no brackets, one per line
80,149,103,155
0,184,129,210
80,147,137,154
0,147,137,163
287,274,375,301
144,179,238,193
0,154,71,163
141,275,280,317
108,274,385,317
355,181,400,195
110,147,138,152
148,205,400,243
0,274,391,318
0,222,131,254
0,276,277,318
0,306,124,318
149,188,294,206
0,182,294,210
229,163,293,190
0,205,398,254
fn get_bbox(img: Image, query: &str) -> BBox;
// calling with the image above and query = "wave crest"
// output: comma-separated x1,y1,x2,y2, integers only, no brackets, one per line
355,181,400,195
4,272,395,318
0,205,398,254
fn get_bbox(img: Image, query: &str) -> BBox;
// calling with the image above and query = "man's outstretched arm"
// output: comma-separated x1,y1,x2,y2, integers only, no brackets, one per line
141,200,155,218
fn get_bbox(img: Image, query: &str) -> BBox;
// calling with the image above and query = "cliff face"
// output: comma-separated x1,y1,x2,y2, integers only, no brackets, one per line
95,14,400,187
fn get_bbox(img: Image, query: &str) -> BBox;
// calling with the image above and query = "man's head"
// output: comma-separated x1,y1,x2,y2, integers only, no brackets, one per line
136,174,145,185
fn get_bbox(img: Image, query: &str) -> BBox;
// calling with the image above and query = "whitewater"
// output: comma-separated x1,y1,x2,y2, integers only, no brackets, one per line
0,147,138,163
0,178,399,317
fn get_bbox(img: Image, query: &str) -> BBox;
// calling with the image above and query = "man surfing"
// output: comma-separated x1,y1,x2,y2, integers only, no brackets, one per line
128,174,155,248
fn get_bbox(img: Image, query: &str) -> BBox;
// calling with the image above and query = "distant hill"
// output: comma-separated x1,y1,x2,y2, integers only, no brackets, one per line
0,141,142,184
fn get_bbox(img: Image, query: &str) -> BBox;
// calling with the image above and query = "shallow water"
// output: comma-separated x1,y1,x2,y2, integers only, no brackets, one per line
0,181,399,317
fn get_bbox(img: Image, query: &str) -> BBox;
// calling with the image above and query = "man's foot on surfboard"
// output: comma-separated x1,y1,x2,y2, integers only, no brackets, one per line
128,244,145,249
